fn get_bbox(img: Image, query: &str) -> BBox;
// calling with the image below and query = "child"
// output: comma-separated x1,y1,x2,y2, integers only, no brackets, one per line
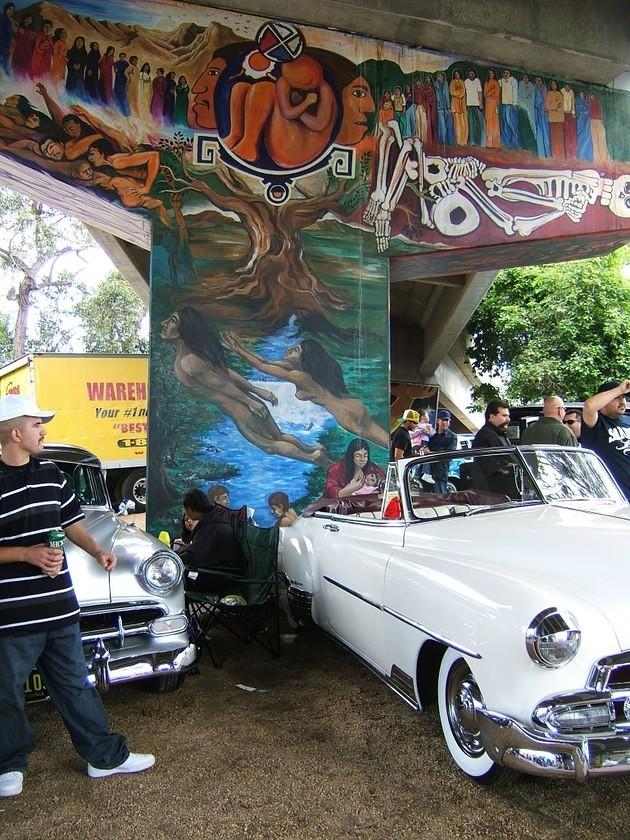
268,491,298,527
352,471,380,495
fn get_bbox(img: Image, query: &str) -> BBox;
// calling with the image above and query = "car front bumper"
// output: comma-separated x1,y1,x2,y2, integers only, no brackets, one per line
86,637,198,690
478,708,630,782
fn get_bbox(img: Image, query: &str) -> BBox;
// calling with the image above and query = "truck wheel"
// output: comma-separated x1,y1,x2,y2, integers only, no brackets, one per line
120,469,147,512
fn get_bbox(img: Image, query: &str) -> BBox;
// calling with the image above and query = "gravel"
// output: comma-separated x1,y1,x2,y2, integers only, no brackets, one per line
3,628,629,840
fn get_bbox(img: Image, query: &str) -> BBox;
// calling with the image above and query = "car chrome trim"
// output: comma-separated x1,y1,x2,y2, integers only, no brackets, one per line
477,707,630,782
588,651,630,693
322,575,381,610
85,642,198,688
383,605,482,660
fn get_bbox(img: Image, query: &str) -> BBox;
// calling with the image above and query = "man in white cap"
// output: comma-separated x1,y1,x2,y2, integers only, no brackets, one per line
0,394,155,798
390,408,419,460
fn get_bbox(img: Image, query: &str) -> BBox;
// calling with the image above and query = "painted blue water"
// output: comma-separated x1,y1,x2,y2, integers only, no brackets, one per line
201,323,335,526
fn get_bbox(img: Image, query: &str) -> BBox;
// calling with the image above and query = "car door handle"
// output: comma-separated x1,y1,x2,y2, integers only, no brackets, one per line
323,523,339,532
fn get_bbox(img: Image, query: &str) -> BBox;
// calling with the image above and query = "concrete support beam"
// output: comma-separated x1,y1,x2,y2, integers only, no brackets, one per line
198,0,630,84
420,270,497,377
85,226,151,307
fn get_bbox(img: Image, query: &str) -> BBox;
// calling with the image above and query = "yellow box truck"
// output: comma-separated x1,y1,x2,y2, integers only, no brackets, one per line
0,353,148,510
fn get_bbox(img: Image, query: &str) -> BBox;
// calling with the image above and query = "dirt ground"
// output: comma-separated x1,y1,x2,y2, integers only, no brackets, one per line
3,623,630,840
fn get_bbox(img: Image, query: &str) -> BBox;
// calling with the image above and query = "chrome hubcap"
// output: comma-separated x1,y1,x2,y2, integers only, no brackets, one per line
446,660,486,758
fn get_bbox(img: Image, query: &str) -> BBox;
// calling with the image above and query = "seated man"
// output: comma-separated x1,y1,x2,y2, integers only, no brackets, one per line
179,489,245,584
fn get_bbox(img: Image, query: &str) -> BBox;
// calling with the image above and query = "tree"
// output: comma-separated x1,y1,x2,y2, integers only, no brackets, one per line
0,188,93,356
74,271,148,353
0,312,12,364
466,246,630,403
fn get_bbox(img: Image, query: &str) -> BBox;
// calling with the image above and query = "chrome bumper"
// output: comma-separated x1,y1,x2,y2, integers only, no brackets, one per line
87,640,197,690
478,709,630,782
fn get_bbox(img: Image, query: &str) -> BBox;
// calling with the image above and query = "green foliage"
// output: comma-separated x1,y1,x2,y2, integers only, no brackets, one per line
74,271,148,353
0,312,13,364
467,247,630,402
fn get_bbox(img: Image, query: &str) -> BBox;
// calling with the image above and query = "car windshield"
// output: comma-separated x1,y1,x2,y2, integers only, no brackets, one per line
519,447,624,503
403,446,625,522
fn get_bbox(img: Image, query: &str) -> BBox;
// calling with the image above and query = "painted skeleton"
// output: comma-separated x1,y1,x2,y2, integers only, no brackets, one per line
363,120,630,252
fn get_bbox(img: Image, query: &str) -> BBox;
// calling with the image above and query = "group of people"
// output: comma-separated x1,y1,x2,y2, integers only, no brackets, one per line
387,380,630,504
472,383,630,501
379,67,608,162
0,4,191,127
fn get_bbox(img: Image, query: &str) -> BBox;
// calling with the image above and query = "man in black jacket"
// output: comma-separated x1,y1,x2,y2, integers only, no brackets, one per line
472,400,511,448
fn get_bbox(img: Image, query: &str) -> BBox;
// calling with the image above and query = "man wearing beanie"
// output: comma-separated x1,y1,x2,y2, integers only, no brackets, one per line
582,380,630,499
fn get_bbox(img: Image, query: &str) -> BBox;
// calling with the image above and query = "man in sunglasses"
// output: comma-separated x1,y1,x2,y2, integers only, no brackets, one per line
563,409,582,442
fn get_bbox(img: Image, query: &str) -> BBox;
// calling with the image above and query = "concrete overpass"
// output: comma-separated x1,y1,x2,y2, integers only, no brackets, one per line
1,0,628,430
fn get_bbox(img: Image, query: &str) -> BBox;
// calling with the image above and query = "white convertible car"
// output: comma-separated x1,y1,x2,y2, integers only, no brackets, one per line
280,445,630,784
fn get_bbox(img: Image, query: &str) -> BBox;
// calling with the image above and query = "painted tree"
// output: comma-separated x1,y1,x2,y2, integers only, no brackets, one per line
74,271,148,354
466,246,630,403
160,148,373,335
0,188,94,356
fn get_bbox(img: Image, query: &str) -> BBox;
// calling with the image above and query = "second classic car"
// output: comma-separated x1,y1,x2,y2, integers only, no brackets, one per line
25,444,196,700
280,445,630,783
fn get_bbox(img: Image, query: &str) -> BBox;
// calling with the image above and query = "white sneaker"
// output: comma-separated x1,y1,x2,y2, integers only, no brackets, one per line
87,752,155,779
0,770,23,797
421,473,435,485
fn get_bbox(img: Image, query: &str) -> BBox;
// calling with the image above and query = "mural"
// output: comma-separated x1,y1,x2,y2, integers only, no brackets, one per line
0,1,627,530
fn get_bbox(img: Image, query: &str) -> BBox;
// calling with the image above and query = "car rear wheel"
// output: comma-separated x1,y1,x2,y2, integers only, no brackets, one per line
437,648,514,785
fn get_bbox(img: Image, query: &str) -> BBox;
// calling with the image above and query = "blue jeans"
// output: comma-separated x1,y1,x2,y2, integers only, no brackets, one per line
433,480,448,494
0,622,128,774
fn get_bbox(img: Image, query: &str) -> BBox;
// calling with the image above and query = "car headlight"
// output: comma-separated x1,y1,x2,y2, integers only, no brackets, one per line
138,550,183,594
526,608,581,668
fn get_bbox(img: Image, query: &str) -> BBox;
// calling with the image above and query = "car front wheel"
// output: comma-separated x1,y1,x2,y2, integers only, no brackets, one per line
437,648,514,785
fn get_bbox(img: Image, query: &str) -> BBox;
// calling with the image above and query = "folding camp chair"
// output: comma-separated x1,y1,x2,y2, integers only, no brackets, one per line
185,516,281,668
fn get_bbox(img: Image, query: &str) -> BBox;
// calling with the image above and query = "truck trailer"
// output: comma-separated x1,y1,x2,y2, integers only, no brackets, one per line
0,353,148,510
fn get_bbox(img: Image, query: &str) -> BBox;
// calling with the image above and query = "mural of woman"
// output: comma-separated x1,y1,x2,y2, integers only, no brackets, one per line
221,332,389,448
575,89,593,161
449,70,467,145
11,14,35,80
150,67,165,122
98,45,115,104
84,41,101,102
138,63,152,122
174,75,190,126
65,36,87,97
533,76,551,157
546,79,564,158
160,308,329,466
163,70,176,125
30,19,53,80
323,437,385,498
483,69,500,148
378,89,394,126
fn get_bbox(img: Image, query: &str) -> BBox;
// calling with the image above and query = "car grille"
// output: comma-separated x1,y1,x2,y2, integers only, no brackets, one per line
588,652,630,729
80,601,167,647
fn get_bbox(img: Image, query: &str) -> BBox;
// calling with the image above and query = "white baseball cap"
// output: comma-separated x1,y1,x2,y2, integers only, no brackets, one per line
0,394,55,423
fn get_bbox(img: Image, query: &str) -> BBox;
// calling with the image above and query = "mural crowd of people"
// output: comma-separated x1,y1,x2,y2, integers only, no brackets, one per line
377,67,609,162
0,3,191,128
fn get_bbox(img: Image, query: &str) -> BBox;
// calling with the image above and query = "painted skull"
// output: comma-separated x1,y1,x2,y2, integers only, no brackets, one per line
602,176,630,218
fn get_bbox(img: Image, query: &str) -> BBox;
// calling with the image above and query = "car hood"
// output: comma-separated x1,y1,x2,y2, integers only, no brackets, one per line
403,503,630,649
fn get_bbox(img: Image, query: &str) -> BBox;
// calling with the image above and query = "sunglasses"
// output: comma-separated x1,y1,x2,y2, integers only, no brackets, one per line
564,419,578,425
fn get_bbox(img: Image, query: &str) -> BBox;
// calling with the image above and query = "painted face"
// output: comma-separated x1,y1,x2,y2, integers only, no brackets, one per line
183,515,197,531
214,492,229,507
87,145,108,166
189,56,227,130
284,344,303,365
160,313,181,340
337,75,375,146
73,162,94,181
41,139,64,160
25,113,40,129
270,503,284,518
353,448,369,469
64,119,81,138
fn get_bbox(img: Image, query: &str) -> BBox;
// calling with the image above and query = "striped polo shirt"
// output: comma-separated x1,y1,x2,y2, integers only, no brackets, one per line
0,457,84,636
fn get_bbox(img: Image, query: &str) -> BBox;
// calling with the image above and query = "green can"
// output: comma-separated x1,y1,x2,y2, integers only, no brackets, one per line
47,529,65,549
